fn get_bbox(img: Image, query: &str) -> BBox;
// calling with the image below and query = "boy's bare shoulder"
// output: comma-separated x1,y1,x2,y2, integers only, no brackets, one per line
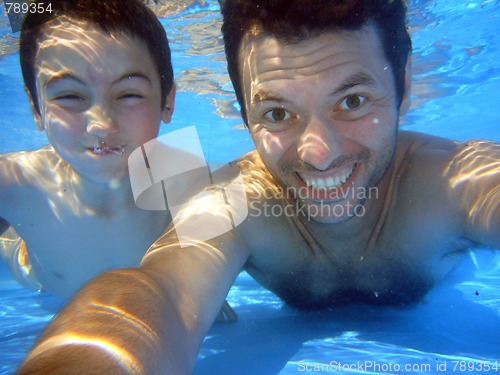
0,146,64,204
0,146,62,188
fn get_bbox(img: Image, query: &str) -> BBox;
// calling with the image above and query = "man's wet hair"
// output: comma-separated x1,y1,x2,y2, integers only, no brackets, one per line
20,0,173,114
219,0,412,124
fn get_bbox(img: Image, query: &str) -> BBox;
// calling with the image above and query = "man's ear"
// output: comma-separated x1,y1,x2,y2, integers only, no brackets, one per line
399,56,412,116
161,83,176,124
26,88,44,131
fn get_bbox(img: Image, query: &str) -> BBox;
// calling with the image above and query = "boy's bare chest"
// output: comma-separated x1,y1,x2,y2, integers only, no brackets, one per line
17,208,168,296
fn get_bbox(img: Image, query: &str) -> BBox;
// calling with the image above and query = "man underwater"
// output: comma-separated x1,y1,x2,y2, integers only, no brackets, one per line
17,0,500,374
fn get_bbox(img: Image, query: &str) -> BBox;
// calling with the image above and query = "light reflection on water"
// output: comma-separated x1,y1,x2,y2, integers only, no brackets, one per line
0,0,499,374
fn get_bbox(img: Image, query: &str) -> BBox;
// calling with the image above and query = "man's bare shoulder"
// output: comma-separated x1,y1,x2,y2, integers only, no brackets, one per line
397,130,499,177
395,131,468,185
397,131,457,156
197,150,300,258
212,150,283,207
233,150,284,200
392,131,499,247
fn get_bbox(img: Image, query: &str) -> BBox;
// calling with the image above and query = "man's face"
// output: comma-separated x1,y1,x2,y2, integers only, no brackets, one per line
239,24,405,223
34,18,172,184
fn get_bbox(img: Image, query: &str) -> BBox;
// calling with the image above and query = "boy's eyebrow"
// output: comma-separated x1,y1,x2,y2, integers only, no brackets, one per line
113,73,153,86
44,73,85,89
44,72,153,89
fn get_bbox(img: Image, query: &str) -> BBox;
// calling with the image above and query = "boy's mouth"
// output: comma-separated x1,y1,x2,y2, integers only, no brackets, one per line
92,140,125,156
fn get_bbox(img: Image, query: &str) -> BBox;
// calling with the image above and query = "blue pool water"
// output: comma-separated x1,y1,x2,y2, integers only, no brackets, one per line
1,1,500,374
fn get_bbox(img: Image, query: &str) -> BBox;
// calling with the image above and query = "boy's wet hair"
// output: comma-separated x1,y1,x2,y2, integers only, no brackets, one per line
20,0,173,114
219,0,412,124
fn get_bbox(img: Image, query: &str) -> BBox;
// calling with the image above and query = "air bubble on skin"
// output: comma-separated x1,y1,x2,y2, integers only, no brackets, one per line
373,118,380,124
108,146,125,156
94,139,106,154
109,179,121,189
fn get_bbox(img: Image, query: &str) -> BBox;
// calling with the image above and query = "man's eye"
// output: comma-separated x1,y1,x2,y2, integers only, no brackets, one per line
264,108,291,122
339,95,366,110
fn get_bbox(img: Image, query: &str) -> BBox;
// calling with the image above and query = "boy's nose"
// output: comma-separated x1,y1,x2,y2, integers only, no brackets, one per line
85,108,117,138
297,116,342,171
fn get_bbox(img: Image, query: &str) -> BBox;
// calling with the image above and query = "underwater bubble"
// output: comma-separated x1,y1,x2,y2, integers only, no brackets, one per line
94,139,106,154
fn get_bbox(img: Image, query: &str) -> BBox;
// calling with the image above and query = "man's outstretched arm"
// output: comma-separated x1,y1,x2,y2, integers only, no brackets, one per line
16,226,249,375
17,268,190,375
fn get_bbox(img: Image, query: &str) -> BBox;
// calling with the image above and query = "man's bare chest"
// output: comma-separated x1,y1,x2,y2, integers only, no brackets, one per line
245,230,468,309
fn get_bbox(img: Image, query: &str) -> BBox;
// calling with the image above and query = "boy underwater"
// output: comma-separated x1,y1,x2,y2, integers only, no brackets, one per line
1,0,236,321
0,0,174,297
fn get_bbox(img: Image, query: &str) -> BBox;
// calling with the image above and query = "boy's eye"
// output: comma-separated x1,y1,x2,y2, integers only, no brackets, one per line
51,94,86,109
339,94,366,111
54,94,84,101
119,93,144,99
116,93,146,104
264,107,291,122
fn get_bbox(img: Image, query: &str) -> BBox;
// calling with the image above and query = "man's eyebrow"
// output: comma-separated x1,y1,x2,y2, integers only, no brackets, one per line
252,90,291,104
332,72,377,95
251,72,378,104
44,73,85,89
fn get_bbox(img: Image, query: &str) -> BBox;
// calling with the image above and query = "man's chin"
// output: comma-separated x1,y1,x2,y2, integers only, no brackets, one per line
300,200,365,224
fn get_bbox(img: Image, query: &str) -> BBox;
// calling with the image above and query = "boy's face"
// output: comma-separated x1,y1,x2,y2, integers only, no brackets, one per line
239,24,410,223
33,18,173,183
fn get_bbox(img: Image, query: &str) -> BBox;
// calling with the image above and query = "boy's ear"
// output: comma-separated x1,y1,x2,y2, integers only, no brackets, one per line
161,83,176,124
399,56,412,116
26,88,44,130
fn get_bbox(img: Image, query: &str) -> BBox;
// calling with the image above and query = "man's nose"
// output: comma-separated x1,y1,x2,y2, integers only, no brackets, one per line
297,116,342,171
86,106,117,138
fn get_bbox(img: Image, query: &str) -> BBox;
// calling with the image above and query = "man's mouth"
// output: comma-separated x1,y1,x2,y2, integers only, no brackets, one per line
298,164,357,190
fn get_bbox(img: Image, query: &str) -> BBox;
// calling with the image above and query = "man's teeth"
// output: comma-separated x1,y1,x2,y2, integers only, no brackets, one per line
303,165,355,189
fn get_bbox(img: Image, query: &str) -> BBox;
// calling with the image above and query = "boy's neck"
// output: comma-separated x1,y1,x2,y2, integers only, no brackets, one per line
66,168,138,217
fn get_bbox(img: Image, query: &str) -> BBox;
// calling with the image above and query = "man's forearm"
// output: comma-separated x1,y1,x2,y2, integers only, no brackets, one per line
17,269,195,375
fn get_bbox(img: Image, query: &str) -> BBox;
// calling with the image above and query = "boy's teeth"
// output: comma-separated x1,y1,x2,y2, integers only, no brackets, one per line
302,165,355,189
